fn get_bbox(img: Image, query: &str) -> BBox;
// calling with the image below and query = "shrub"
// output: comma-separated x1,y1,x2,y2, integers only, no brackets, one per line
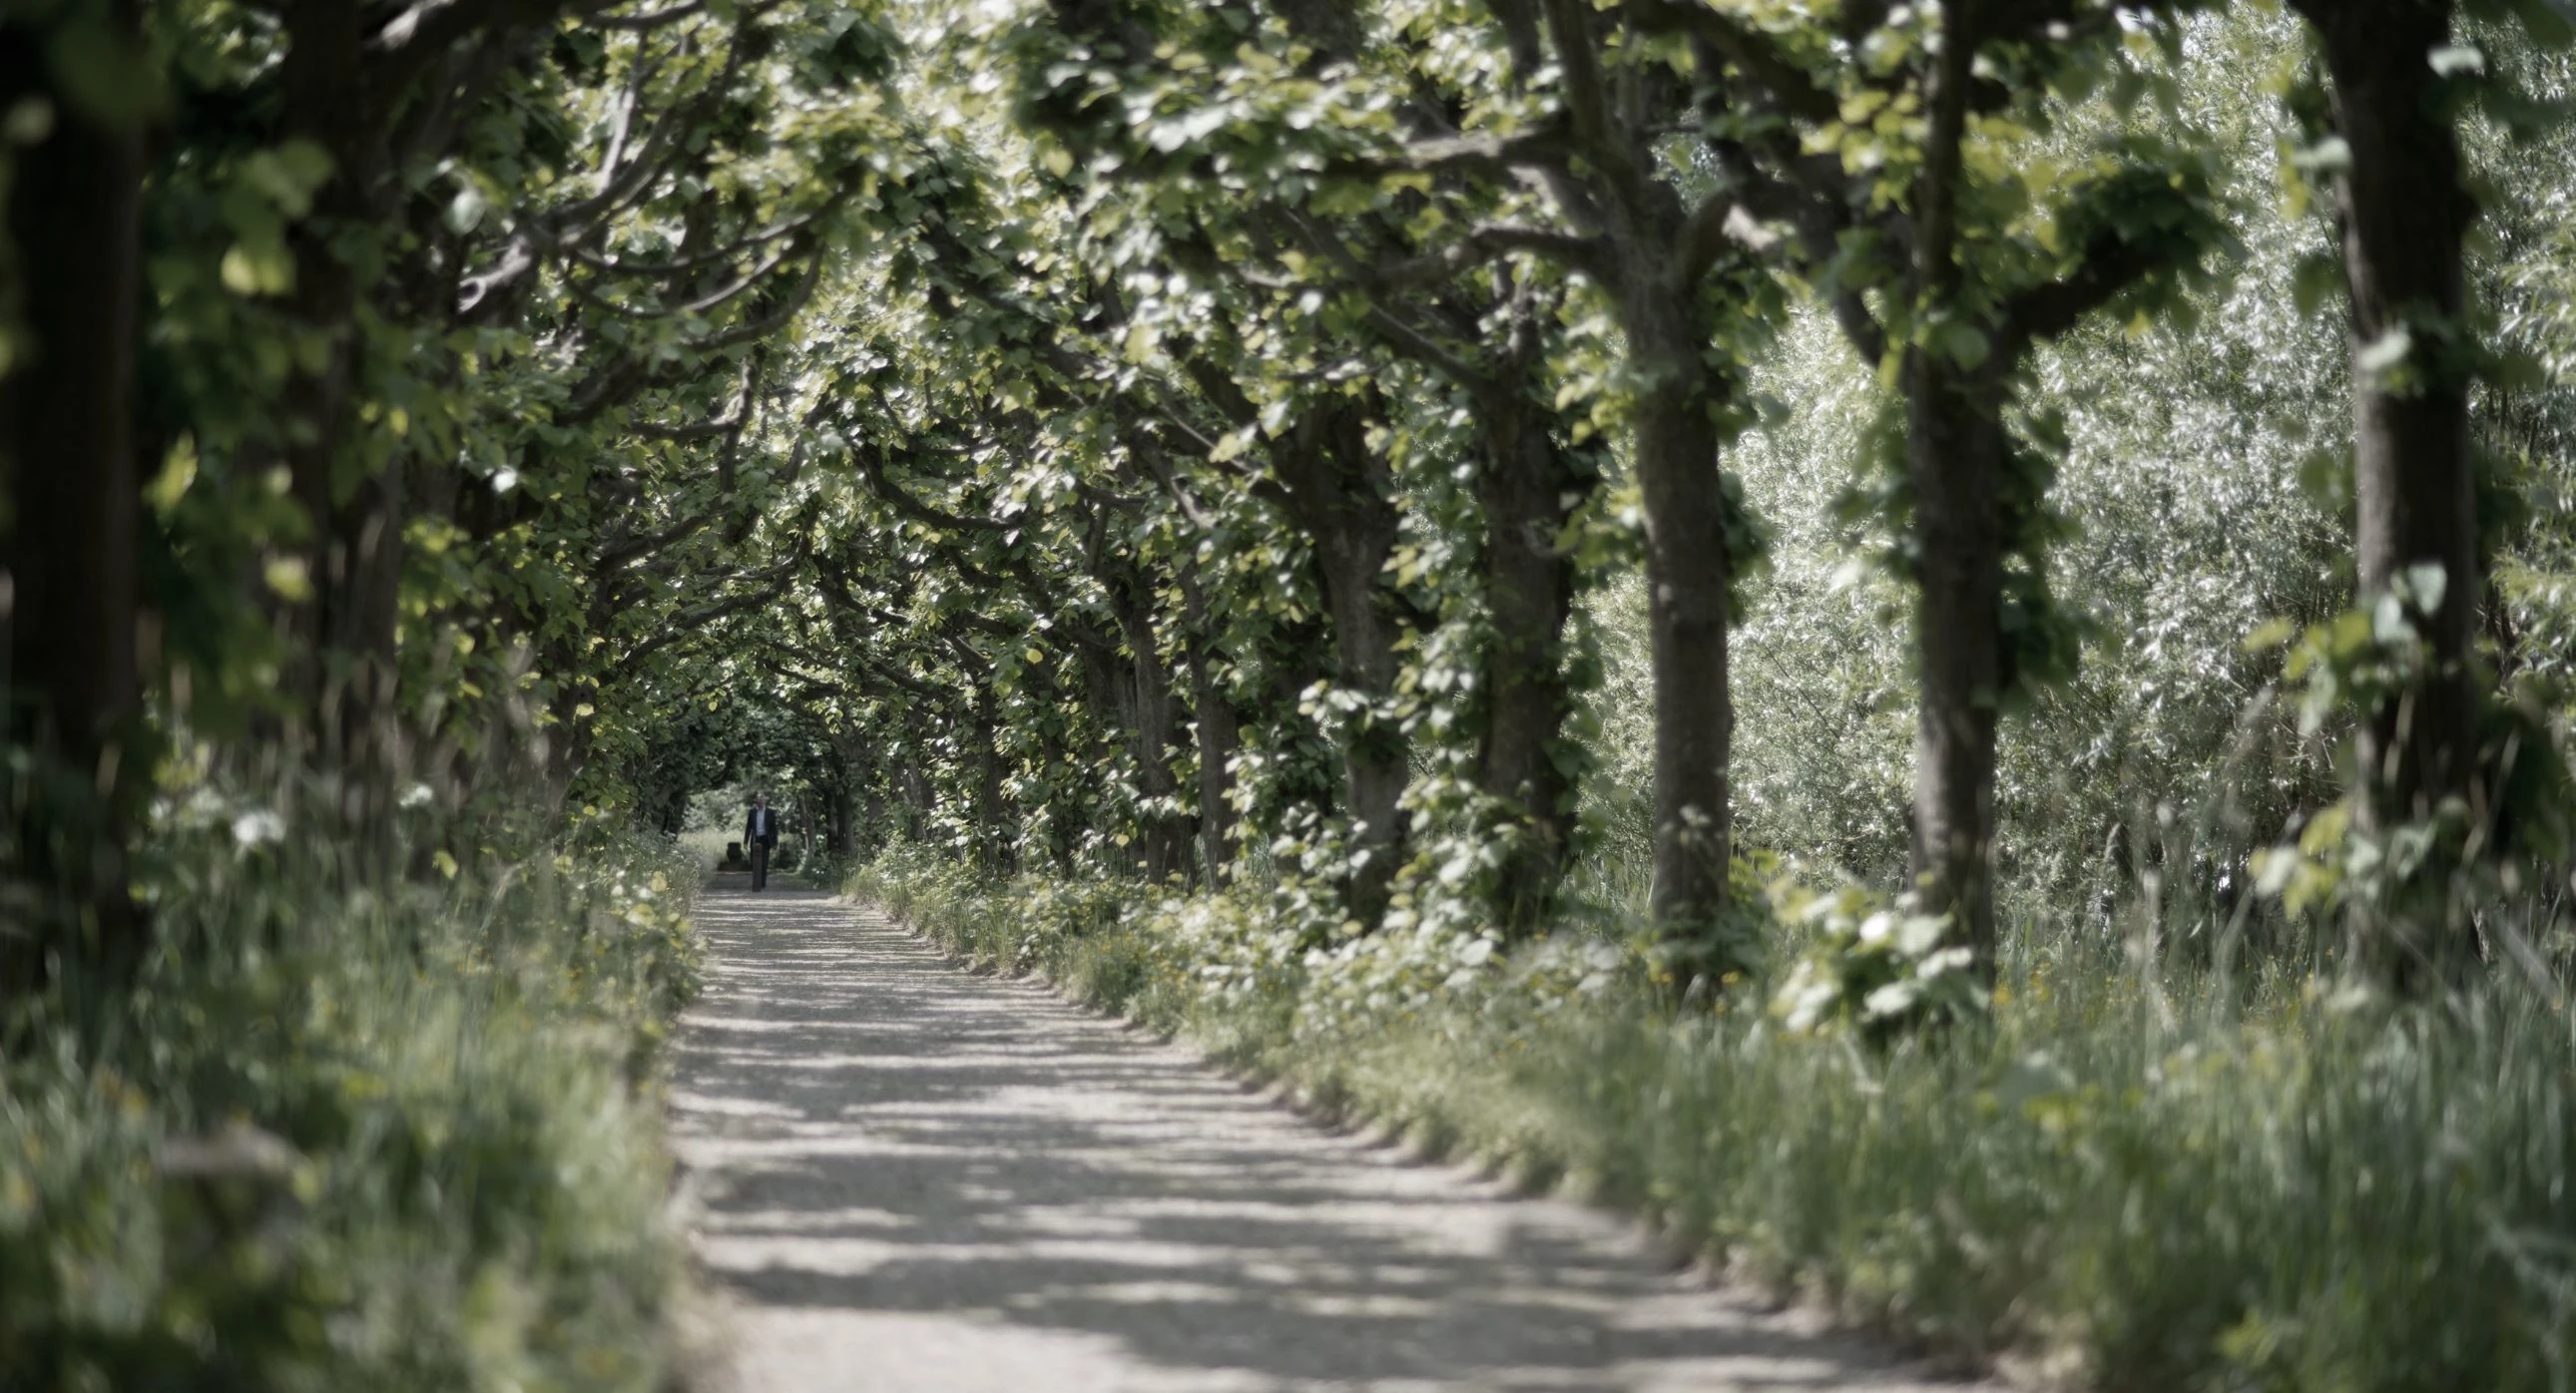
853,847,2576,1392
0,793,703,1393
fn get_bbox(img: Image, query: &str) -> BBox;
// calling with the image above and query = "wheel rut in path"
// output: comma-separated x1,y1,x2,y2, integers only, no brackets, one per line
670,884,1984,1393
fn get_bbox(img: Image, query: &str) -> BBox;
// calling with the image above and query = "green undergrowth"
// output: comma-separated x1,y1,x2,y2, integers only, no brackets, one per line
853,842,2576,1393
1,792,706,1393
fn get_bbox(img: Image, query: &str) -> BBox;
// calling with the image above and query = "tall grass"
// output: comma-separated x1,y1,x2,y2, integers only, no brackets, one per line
854,842,2576,1392
1,789,704,1392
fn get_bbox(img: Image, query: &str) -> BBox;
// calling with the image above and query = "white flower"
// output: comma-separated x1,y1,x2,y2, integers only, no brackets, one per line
1862,980,1920,1020
1896,915,1950,957
231,809,285,849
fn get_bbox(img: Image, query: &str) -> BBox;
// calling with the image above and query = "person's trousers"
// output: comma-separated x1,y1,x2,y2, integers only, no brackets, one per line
752,840,770,891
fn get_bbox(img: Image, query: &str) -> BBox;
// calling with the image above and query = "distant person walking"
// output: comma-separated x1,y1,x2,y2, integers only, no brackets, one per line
745,792,781,891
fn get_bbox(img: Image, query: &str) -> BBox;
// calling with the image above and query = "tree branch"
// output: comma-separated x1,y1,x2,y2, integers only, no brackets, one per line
1631,0,1839,126
2002,234,2166,347
1363,304,1490,393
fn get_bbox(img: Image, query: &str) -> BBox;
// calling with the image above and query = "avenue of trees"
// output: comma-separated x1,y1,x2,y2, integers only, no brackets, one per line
670,0,2576,1010
638,0,2576,1002
5,0,2575,997
7,0,2576,1382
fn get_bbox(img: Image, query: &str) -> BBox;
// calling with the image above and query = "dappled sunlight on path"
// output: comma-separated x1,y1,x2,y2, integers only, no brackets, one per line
670,884,1980,1393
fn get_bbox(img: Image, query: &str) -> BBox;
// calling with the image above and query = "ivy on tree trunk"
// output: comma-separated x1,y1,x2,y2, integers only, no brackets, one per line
2293,0,2486,982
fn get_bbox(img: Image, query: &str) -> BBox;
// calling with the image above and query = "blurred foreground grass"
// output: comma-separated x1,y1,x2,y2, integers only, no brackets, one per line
1,789,704,1392
856,842,2576,1393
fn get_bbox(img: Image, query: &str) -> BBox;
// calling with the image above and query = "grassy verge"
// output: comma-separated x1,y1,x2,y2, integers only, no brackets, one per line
2,801,706,1392
853,842,2576,1393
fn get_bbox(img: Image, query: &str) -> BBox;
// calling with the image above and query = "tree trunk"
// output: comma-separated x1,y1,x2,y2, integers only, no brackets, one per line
0,2,151,986
1614,283,1738,947
1076,637,1153,875
278,0,414,823
825,730,862,858
969,691,1014,873
1183,618,1242,887
916,759,935,841
1903,369,2008,968
1474,387,1583,932
829,780,856,858
321,463,412,798
1114,591,1195,882
1028,716,1082,871
2297,0,2482,980
541,667,597,810
1889,4,2006,978
1267,398,1412,922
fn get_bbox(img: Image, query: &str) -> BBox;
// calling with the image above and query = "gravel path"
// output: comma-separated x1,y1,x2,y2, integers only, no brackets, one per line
670,884,1981,1393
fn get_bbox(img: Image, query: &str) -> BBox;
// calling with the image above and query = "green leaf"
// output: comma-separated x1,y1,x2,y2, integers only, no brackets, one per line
147,436,198,517
2291,253,2342,317
447,186,489,235
45,12,167,128
1933,318,1990,370
220,241,295,297
2242,618,2295,654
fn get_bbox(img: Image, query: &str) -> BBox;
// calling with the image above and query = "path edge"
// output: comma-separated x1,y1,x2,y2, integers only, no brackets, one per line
832,890,2013,1391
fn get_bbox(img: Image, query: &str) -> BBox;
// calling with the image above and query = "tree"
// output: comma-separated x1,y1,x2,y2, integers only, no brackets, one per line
1660,0,2227,972
0,0,156,982
2280,0,2541,978
1447,0,1774,960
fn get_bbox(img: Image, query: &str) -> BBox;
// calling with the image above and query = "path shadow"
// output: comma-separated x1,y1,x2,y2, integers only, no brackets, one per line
672,886,1967,1392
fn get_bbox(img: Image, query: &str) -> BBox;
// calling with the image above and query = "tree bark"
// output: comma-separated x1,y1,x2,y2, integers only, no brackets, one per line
829,780,856,858
1181,582,1242,887
269,0,429,842
1363,277,1593,931
968,687,1015,872
0,0,151,984
1266,396,1414,922
1495,0,1746,953
277,0,373,702
1903,368,2008,966
2295,0,2482,978
1617,286,1739,940
1239,611,1338,881
1113,588,1196,882
1473,382,1584,931
1895,0,2004,975
272,4,535,813
825,728,863,858
901,750,933,841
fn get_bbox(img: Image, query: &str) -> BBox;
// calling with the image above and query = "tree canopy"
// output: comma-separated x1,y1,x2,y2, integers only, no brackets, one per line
7,0,2576,1001
18,4,2576,1388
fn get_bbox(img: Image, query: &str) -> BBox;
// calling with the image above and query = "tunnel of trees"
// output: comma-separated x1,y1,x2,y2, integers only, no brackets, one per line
7,0,2576,1387
9,0,2574,985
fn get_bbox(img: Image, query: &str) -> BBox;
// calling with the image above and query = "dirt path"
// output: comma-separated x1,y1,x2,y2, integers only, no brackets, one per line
670,884,1980,1393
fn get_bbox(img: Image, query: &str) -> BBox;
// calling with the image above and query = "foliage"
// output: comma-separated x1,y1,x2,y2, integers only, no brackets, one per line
0,795,701,1391
1770,883,1985,1046
744,0,2575,992
859,847,2576,1393
2249,563,2575,951
9,0,2576,1383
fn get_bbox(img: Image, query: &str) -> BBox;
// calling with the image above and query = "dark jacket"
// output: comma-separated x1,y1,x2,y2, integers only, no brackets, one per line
745,806,779,846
